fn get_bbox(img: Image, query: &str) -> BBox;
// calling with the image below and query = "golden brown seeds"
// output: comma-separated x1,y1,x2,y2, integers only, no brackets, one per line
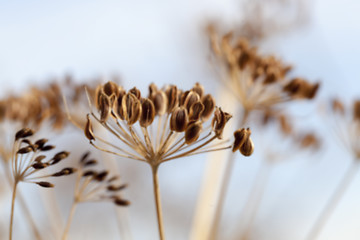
114,198,130,206
212,108,232,138
129,87,141,99
185,122,203,144
151,91,167,115
103,81,119,97
36,181,54,188
189,102,204,121
183,91,200,112
232,128,248,152
165,85,179,113
201,94,215,121
170,107,188,132
107,184,127,191
140,98,155,127
85,114,95,141
120,93,142,125
240,137,254,157
98,94,111,122
15,128,34,141
353,100,360,121
192,83,204,98
17,146,33,154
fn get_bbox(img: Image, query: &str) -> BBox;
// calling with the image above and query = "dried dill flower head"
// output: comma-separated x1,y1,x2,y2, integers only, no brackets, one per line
85,81,253,168
330,98,360,159
73,152,129,206
12,128,76,186
209,33,320,114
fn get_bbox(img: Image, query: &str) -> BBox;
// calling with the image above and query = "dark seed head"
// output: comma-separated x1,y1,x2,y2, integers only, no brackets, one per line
170,107,188,132
15,128,34,141
140,98,155,127
36,181,54,188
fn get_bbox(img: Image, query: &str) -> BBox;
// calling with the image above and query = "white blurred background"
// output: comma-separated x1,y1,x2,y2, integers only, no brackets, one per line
0,0,360,239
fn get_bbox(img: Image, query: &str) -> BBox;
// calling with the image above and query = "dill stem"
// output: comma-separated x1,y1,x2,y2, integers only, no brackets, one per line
306,161,359,240
210,110,249,240
151,165,165,240
9,182,18,240
62,201,78,240
239,162,271,240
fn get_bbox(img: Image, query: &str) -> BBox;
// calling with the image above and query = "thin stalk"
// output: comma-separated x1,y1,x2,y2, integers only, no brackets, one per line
239,162,271,240
9,182,18,240
306,161,359,240
151,164,165,240
62,201,78,240
210,110,249,240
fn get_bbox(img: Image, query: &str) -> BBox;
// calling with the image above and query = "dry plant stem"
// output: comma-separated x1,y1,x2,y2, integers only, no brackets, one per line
306,160,360,240
210,110,249,240
151,164,165,240
239,162,272,240
1,161,42,240
62,201,78,240
9,182,18,240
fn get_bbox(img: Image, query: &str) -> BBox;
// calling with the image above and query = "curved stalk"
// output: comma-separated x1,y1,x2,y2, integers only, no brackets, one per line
306,161,359,240
62,201,78,240
210,110,249,240
151,164,165,240
9,182,18,240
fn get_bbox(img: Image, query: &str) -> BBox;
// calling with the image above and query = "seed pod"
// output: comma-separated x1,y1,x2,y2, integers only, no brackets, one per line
151,91,167,115
201,94,215,121
129,87,141,99
84,115,95,141
41,145,56,151
165,85,179,113
232,128,248,152
107,176,119,183
240,137,254,157
283,78,302,95
53,151,70,161
354,100,360,121
35,155,46,163
83,170,96,177
114,198,130,206
36,181,54,188
305,82,320,99
189,102,204,121
185,122,202,144
99,94,111,122
34,139,48,149
95,171,109,181
103,81,119,97
52,168,77,177
80,151,91,163
140,98,155,127
149,83,158,96
120,93,142,125
107,184,127,191
263,67,278,84
170,107,188,132
192,83,204,98
212,108,232,138
15,128,34,141
17,146,33,154
184,91,200,112
114,89,126,119
32,162,48,169
84,159,97,166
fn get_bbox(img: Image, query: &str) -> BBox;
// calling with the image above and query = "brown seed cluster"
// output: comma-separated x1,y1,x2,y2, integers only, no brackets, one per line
73,152,129,206
12,128,76,186
209,32,320,112
85,82,252,167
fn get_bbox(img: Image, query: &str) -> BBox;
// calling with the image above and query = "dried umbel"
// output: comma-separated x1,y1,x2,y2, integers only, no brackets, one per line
84,81,252,240
85,82,249,167
330,98,360,159
209,32,320,113
12,128,76,185
9,128,76,240
73,152,129,206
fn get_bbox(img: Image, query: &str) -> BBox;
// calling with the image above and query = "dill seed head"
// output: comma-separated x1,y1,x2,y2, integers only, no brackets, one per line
209,32,320,113
11,128,76,186
73,152,129,206
85,82,245,168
